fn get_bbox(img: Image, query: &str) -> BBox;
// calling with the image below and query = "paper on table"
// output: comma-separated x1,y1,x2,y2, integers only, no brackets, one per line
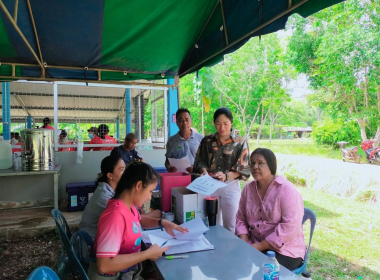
186,174,227,195
165,235,214,255
173,217,209,240
168,156,191,172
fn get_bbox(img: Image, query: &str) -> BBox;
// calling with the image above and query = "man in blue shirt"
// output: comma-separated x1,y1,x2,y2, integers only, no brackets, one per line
165,108,203,173
110,133,145,165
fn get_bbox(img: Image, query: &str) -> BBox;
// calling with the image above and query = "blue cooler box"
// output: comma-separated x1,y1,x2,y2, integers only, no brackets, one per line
66,181,96,212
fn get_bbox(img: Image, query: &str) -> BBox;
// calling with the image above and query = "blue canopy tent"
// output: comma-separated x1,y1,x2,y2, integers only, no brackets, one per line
0,0,344,86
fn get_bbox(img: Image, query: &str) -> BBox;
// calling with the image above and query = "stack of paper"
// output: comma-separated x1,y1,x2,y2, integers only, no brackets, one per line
141,218,214,255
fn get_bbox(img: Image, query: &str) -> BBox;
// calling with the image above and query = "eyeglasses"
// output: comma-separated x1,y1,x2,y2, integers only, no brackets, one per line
250,162,267,168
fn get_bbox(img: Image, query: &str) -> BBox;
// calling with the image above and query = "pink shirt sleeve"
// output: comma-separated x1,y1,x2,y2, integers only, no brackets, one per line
235,182,250,237
96,211,125,258
265,182,304,250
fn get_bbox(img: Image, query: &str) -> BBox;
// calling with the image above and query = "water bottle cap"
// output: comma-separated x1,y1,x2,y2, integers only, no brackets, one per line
266,250,275,258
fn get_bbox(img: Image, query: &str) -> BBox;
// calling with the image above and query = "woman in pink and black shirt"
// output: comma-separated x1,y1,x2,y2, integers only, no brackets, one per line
236,148,306,270
90,162,188,279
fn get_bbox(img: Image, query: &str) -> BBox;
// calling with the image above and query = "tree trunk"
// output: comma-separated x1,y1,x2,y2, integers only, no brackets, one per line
201,99,204,135
269,121,273,144
373,127,380,148
357,118,367,141
257,106,266,145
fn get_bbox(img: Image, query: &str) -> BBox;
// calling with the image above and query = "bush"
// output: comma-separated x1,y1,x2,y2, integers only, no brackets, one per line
311,118,362,146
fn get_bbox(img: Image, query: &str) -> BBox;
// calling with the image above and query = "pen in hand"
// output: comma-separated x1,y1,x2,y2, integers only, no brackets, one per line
161,241,168,247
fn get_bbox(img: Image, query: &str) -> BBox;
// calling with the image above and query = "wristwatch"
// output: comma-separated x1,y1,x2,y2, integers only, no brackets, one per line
225,172,229,182
158,218,164,231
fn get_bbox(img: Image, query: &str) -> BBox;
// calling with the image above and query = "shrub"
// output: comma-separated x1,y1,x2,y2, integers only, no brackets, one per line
311,118,362,146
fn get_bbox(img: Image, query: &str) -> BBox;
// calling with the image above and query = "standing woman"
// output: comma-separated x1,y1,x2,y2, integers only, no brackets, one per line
193,107,250,232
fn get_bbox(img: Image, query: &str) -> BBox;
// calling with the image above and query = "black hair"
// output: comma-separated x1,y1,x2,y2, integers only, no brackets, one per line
213,107,233,123
60,130,67,137
125,133,137,143
114,162,158,199
98,124,109,139
43,117,51,126
251,148,277,175
97,156,123,185
176,108,191,120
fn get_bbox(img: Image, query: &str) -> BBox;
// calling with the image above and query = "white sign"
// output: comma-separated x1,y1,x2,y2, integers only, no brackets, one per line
186,174,227,196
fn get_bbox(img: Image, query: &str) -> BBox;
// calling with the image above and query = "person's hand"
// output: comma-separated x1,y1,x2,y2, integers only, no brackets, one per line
145,244,169,261
185,165,193,174
162,219,189,236
213,171,226,182
252,242,264,251
168,166,178,172
199,168,208,176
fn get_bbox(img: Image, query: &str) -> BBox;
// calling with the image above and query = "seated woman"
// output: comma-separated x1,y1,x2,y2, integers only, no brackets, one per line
79,156,161,240
90,162,188,279
235,148,306,271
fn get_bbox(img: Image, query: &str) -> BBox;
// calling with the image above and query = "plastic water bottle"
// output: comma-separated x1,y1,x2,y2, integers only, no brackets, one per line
262,251,280,280
299,271,312,280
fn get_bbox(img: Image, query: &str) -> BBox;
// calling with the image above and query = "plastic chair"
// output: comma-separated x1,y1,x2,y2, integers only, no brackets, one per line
292,207,316,275
27,266,60,280
51,209,89,280
51,209,72,240
71,230,94,272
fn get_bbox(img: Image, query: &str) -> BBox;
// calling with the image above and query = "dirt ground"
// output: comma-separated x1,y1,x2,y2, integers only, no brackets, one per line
0,230,79,279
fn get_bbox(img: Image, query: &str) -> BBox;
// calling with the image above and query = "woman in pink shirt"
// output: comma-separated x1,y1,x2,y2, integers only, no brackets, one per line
236,148,306,270
90,162,189,279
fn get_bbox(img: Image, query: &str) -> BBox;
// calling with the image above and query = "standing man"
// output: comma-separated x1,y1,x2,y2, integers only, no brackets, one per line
110,133,145,165
165,108,203,173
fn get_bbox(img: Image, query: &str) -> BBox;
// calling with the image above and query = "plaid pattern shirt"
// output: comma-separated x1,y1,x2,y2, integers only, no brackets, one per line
194,130,250,180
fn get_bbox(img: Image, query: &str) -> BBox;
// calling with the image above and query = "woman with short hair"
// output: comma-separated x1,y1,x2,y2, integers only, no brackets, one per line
236,148,306,270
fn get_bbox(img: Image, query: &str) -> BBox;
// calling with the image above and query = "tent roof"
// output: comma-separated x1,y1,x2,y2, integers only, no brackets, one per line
0,82,151,123
0,0,343,85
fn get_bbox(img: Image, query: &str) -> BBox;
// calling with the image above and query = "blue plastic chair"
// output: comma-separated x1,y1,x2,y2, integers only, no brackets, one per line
292,207,316,275
51,209,89,280
51,209,72,240
71,230,94,272
27,266,60,280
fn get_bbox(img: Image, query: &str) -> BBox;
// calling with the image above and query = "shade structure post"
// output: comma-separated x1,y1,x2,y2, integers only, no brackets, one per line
164,81,168,144
53,82,58,152
167,79,179,137
27,115,32,129
116,117,120,141
1,82,11,140
126,89,132,133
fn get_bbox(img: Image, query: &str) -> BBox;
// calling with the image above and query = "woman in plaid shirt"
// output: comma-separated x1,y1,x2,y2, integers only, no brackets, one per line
194,107,250,232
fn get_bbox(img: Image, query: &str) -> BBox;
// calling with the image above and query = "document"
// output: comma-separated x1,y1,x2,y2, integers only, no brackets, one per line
173,217,209,240
165,235,214,255
141,218,214,254
168,156,191,172
186,174,227,195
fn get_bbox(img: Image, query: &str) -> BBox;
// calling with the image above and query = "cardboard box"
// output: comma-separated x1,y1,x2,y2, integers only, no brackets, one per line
171,187,207,223
176,210,206,224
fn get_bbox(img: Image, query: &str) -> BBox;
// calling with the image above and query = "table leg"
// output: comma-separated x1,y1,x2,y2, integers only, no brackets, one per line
54,173,58,209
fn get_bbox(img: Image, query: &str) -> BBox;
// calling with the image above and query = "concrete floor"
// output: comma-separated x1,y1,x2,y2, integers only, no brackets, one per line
0,204,83,238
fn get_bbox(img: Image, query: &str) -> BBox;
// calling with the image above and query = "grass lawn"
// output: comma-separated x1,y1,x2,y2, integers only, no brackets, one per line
296,186,380,279
248,138,367,160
